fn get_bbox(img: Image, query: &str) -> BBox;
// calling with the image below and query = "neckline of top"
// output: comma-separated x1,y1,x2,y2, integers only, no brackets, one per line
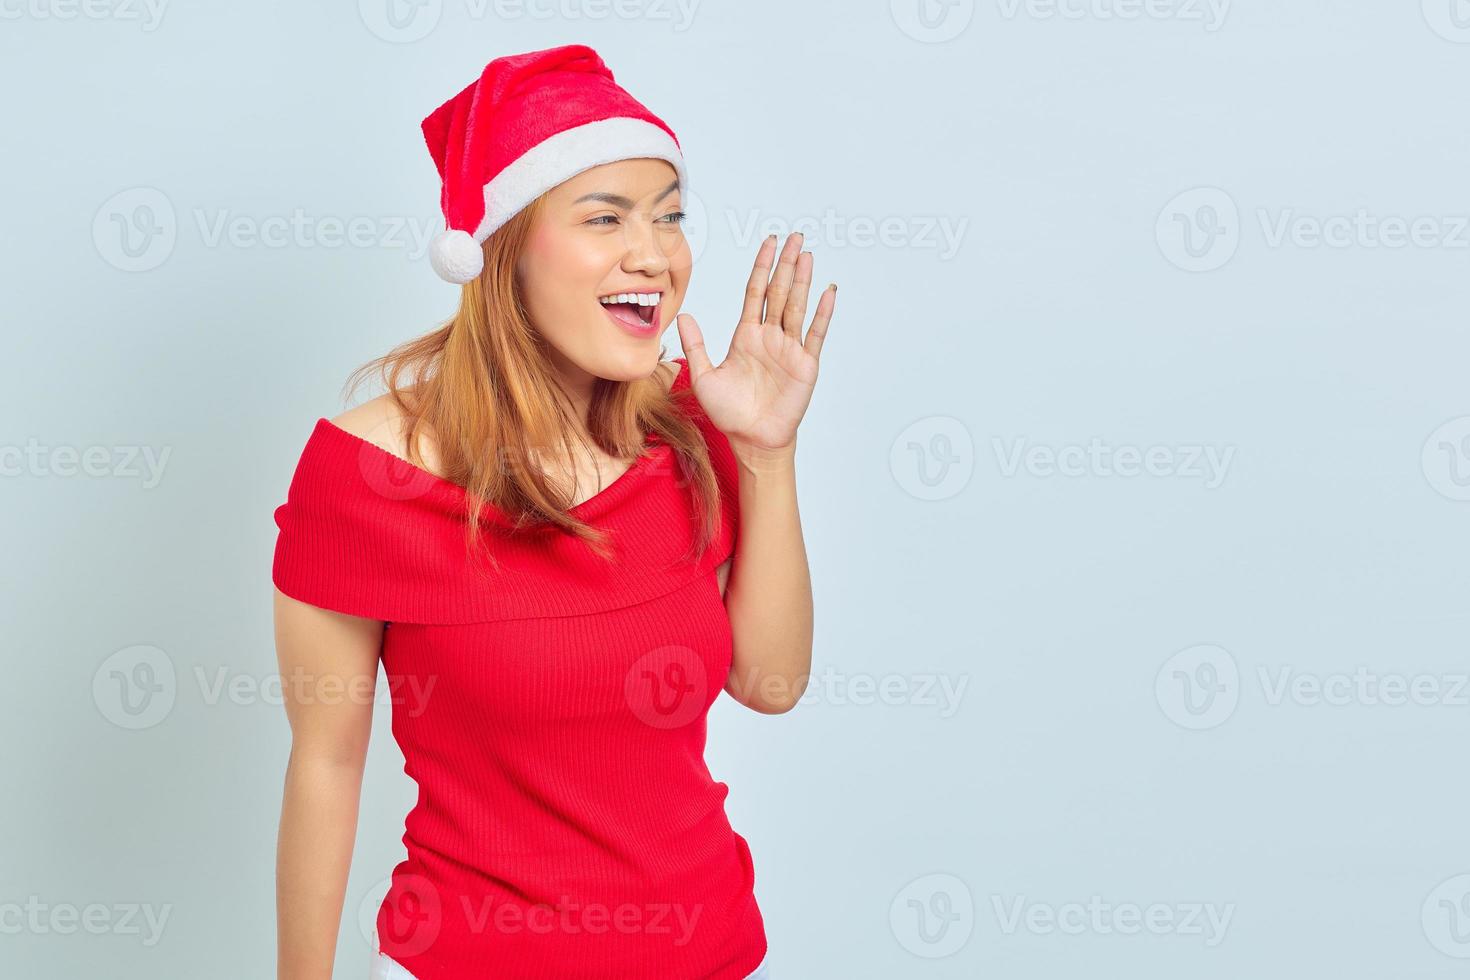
314,357,691,527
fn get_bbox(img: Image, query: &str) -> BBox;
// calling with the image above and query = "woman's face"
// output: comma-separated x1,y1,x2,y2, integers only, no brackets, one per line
517,157,691,386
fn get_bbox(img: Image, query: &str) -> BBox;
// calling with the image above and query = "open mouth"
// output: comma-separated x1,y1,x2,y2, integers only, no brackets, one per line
598,291,661,330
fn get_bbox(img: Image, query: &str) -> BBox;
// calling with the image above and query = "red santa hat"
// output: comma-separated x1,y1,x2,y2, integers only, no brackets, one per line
421,43,690,284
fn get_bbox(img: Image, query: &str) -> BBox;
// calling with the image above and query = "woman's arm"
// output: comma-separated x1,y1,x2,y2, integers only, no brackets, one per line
273,588,384,979
677,230,836,716
720,444,812,713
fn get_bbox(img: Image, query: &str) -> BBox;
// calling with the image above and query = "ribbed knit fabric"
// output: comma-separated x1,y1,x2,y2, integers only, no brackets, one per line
271,357,767,979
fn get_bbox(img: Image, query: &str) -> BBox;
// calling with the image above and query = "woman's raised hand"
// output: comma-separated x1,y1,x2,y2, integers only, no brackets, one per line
675,231,836,459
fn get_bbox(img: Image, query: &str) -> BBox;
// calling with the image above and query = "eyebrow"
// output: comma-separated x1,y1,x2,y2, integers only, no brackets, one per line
572,179,681,209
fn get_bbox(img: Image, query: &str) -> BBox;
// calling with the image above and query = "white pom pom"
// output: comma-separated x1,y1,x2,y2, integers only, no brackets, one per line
429,228,484,284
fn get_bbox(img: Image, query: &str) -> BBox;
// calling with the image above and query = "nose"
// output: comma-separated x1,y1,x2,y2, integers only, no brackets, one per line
618,215,672,278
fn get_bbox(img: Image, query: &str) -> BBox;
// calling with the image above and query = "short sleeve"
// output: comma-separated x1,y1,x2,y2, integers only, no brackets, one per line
271,420,445,622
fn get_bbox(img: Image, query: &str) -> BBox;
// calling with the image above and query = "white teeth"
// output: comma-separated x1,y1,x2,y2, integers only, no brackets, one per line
600,292,661,306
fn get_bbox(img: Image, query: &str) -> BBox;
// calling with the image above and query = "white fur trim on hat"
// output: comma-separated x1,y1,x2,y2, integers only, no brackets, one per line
475,117,689,242
429,117,688,285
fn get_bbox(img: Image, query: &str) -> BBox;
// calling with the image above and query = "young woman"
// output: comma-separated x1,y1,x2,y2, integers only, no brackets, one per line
271,45,836,980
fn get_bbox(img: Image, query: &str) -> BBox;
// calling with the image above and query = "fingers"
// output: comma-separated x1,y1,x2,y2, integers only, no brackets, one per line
740,236,779,326
782,250,814,339
762,233,803,331
676,313,716,381
803,283,836,360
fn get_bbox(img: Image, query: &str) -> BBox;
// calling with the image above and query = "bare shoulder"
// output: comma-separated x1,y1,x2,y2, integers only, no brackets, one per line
330,392,444,477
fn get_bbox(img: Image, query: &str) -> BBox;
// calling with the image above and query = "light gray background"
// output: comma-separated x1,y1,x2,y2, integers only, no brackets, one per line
4,1,1469,977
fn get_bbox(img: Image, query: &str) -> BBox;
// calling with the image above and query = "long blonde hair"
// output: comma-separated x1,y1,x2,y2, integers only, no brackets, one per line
343,192,722,573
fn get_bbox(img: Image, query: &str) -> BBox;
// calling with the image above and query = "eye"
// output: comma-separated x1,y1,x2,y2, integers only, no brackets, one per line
659,211,688,225
587,215,619,226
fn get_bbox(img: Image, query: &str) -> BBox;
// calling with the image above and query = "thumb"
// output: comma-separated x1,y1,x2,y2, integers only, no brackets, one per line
675,313,716,382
